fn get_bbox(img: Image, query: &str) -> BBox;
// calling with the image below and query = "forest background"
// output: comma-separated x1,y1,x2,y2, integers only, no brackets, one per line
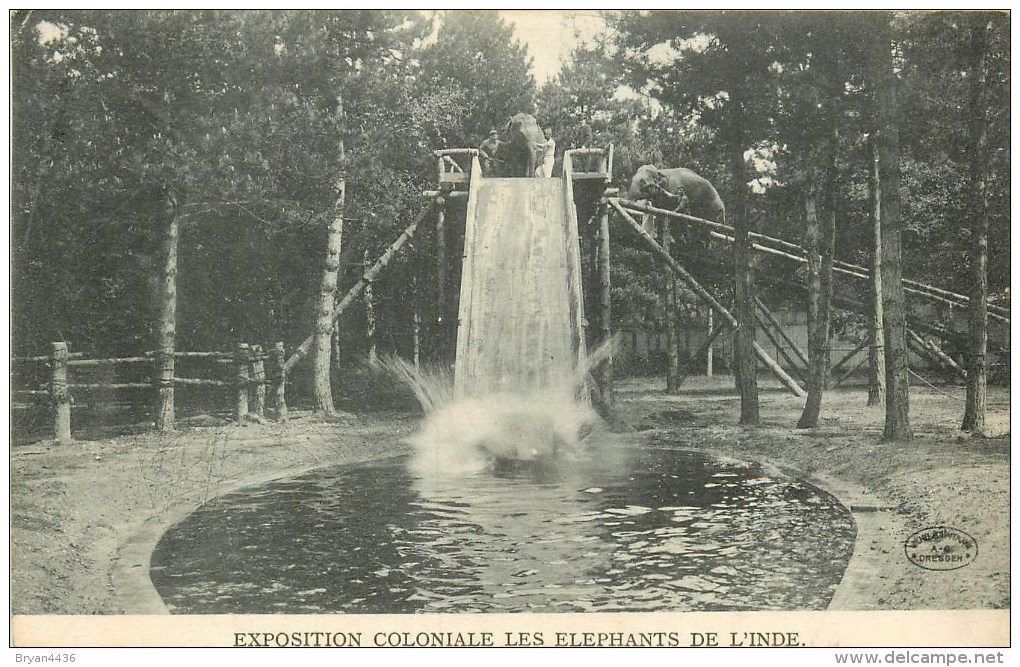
10,10,1009,416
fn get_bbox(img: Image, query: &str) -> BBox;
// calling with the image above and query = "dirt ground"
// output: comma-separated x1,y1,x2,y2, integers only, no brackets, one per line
9,376,1010,615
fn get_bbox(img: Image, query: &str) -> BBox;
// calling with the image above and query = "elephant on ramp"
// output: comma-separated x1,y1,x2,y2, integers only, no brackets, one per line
501,113,545,177
627,164,726,223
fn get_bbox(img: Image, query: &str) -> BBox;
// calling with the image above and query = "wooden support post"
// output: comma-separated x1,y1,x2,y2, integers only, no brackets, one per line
272,342,288,422
436,199,446,310
435,198,447,362
235,342,250,422
611,200,734,326
51,341,72,444
661,217,680,393
597,202,614,410
756,343,807,397
251,344,266,419
422,190,467,200
610,200,806,397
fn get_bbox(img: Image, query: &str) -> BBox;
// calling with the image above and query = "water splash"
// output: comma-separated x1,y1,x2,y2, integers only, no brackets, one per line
376,338,615,478
372,357,452,414
411,391,597,471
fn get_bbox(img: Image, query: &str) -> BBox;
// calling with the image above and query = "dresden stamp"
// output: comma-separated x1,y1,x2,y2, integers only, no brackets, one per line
904,526,978,571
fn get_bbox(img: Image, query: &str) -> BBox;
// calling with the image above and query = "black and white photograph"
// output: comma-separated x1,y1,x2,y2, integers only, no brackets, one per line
8,8,1011,654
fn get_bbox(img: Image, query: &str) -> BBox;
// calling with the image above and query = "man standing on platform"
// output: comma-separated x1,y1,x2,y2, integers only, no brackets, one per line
577,120,595,172
535,128,556,177
478,129,502,176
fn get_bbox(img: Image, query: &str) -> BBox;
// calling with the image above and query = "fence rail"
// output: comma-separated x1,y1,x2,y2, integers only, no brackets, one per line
12,340,289,444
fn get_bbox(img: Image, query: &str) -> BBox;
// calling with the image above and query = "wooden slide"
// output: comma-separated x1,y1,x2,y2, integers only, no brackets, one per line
454,177,588,400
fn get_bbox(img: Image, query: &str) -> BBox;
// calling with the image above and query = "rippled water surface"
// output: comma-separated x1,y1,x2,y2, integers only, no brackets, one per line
151,446,855,613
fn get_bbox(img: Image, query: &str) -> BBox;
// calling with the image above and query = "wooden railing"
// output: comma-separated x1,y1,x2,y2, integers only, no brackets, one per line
564,146,613,180
12,341,290,444
434,148,478,186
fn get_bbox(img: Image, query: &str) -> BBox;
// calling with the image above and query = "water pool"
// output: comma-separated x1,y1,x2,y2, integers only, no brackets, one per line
151,445,855,613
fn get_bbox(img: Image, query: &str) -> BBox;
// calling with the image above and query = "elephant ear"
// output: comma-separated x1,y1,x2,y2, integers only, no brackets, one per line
653,169,670,189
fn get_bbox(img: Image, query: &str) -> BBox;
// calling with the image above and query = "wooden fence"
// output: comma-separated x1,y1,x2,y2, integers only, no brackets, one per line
12,341,290,444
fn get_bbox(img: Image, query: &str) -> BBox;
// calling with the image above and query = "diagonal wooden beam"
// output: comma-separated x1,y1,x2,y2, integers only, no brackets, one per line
610,199,735,327
831,338,870,377
753,308,807,384
906,328,967,380
754,296,809,369
833,355,869,387
616,197,1009,322
284,201,435,373
610,199,806,398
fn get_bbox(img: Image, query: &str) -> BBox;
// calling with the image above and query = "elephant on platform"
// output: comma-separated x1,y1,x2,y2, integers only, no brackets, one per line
627,165,726,223
500,113,545,177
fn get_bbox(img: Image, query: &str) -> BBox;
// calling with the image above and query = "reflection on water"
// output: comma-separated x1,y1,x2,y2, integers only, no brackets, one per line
151,444,856,614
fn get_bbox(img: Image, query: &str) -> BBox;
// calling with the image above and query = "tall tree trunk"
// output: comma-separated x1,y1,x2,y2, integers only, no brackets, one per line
867,139,887,407
363,249,378,366
706,307,714,377
798,117,838,428
155,192,179,431
19,106,66,251
313,197,343,414
816,161,836,407
312,97,346,415
962,17,989,434
332,322,341,372
413,275,422,368
22,153,51,250
285,204,430,373
597,202,614,411
873,15,912,442
731,113,760,425
797,183,823,428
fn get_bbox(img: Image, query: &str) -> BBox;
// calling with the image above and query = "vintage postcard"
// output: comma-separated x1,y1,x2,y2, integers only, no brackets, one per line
8,8,1010,657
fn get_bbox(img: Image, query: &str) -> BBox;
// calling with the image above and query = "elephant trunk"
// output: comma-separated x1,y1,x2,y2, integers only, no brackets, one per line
626,184,650,204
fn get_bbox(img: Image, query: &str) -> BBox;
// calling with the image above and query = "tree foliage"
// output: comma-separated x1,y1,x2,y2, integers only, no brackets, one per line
11,10,1010,405
11,10,505,363
417,11,536,146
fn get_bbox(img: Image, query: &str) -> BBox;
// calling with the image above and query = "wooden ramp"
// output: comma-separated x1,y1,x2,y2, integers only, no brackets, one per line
454,178,587,399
